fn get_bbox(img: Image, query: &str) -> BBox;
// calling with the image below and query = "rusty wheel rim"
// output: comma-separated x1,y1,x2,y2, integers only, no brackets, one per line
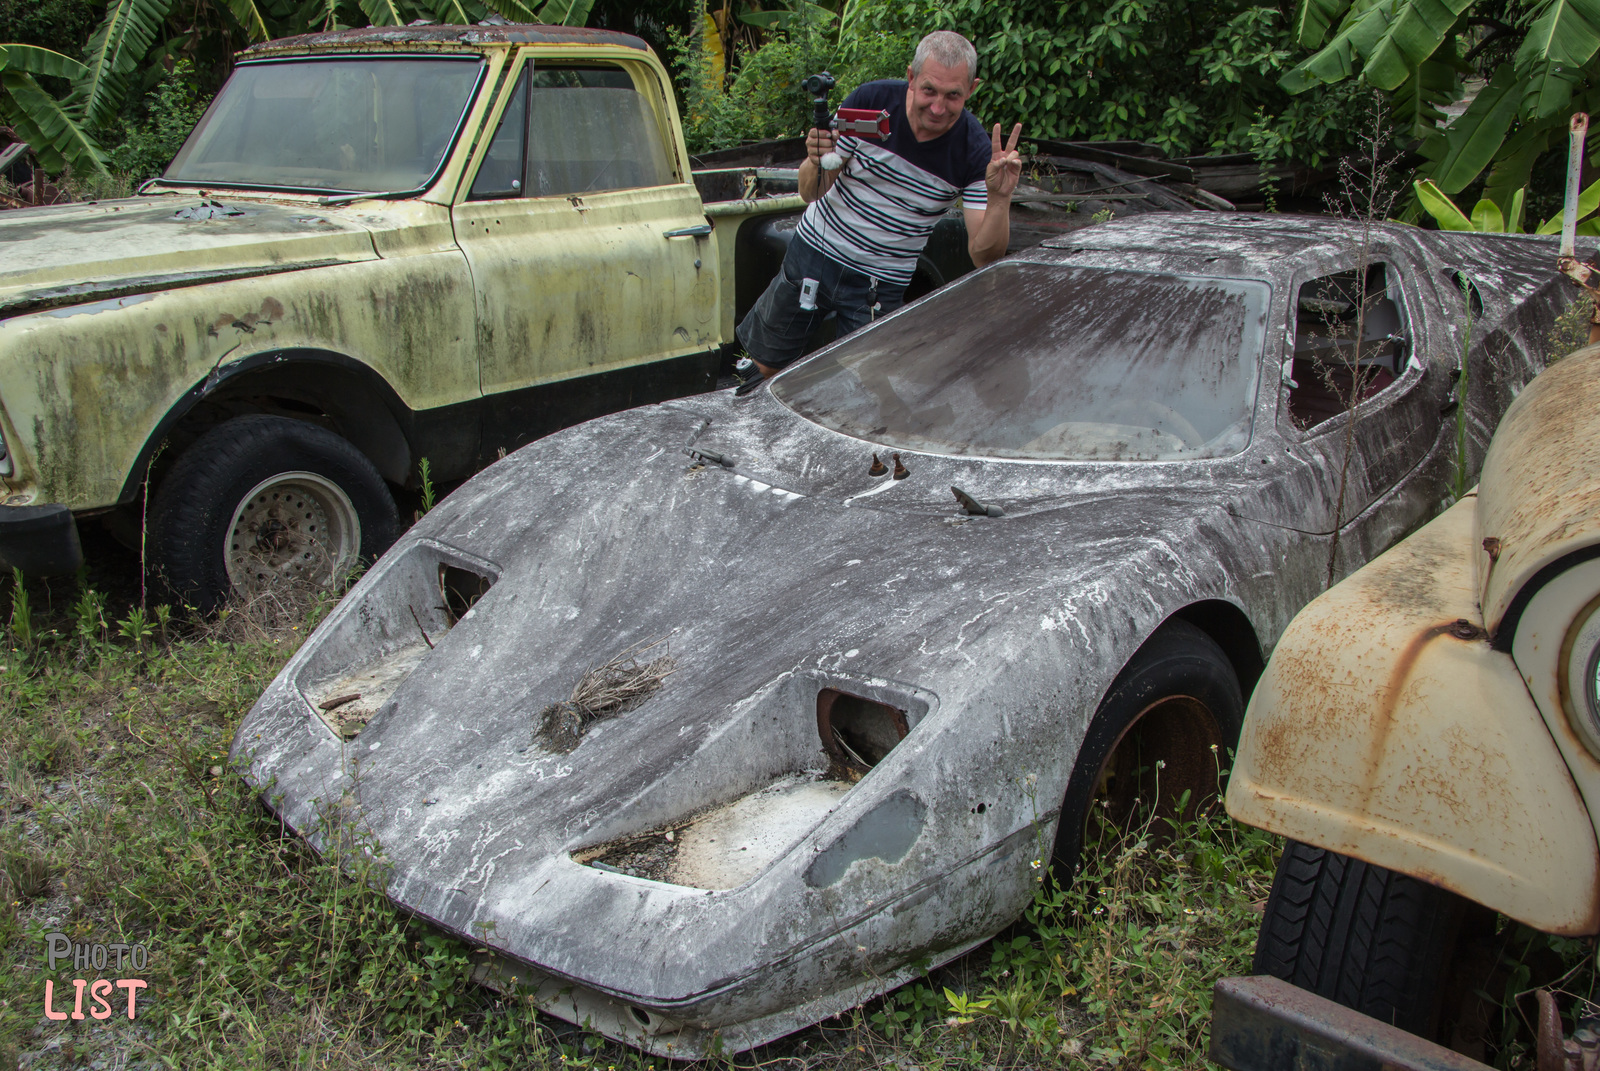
1088,694,1224,838
224,471,359,592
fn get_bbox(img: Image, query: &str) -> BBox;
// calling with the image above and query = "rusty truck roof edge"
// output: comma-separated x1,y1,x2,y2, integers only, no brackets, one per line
242,23,650,55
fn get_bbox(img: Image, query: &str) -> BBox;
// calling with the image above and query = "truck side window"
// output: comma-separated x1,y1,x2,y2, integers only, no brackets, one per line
468,68,529,201
524,65,674,196
1288,263,1408,428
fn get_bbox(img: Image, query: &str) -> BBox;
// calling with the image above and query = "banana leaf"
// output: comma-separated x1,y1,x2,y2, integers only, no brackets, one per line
1414,178,1473,228
1280,0,1396,93
1296,0,1354,48
0,45,90,80
1426,62,1520,192
74,0,172,128
0,71,108,175
1362,0,1473,90
1517,0,1600,117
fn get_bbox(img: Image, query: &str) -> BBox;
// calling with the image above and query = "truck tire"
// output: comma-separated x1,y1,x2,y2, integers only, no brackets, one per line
1053,619,1244,874
149,415,398,614
1253,840,1467,1037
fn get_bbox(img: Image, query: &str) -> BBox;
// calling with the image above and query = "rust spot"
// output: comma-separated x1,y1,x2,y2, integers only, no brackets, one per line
260,297,285,320
1448,618,1486,640
1358,623,1452,795
867,454,887,477
1482,536,1501,561
891,453,908,480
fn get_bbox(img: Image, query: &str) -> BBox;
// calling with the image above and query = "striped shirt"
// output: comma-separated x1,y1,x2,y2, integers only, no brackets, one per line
796,80,990,287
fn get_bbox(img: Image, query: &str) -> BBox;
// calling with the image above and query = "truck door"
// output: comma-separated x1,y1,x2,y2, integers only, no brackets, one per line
453,52,719,452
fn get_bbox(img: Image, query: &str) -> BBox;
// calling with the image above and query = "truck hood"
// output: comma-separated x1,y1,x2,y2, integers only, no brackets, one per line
0,194,379,317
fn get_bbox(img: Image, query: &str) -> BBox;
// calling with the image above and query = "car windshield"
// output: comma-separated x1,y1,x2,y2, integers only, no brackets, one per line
773,262,1271,461
163,57,483,193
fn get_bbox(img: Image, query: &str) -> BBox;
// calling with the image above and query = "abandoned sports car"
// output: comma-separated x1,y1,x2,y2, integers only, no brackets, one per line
232,215,1584,1056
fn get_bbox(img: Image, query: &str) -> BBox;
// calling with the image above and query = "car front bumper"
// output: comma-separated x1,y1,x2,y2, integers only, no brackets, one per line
0,503,84,576
1210,975,1492,1071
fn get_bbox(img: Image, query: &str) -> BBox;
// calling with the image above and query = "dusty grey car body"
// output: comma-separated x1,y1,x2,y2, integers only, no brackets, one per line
232,215,1582,1055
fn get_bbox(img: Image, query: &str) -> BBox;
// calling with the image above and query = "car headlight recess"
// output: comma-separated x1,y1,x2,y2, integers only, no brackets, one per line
1562,593,1600,759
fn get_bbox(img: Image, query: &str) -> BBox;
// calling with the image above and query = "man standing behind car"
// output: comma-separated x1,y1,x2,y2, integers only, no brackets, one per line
734,30,1023,387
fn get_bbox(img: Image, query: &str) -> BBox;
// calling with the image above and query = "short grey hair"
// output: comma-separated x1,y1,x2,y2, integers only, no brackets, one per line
910,30,977,82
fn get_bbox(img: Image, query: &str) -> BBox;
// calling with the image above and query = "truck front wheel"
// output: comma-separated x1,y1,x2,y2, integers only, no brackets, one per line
1252,840,1472,1038
149,415,398,614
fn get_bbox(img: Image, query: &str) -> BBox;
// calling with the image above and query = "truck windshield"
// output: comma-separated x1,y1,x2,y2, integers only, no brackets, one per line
771,262,1271,462
164,57,483,193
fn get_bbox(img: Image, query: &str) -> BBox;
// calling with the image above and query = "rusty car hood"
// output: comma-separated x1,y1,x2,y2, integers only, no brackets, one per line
0,194,379,318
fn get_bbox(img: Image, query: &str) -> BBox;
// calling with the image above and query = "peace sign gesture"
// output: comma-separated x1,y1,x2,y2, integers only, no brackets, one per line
986,123,1023,199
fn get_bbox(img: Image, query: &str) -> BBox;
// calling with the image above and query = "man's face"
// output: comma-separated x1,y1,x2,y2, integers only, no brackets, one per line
904,57,975,141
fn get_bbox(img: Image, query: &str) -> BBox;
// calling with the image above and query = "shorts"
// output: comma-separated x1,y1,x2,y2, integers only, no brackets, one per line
736,235,907,369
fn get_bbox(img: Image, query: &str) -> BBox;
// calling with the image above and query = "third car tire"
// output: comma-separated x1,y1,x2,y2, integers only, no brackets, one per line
1253,839,1470,1038
148,415,398,614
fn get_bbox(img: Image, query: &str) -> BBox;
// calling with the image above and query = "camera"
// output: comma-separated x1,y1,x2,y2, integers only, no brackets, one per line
801,71,835,98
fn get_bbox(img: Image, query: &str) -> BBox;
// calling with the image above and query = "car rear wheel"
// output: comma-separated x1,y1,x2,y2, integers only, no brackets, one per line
1253,840,1470,1038
1052,619,1244,875
149,415,398,614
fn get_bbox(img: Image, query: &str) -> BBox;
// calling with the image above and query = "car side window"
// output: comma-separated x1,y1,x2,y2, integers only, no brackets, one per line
1287,263,1408,429
468,68,529,201
525,65,674,196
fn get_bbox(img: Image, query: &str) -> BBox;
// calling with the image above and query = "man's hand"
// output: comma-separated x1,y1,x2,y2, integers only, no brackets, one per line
806,127,837,168
799,127,841,203
986,123,1023,199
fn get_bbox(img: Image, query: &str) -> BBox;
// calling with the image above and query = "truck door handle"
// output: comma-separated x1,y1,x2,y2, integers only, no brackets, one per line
664,224,713,239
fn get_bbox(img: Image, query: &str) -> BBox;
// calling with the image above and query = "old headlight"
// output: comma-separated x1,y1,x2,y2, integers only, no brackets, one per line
0,420,11,478
1562,595,1600,758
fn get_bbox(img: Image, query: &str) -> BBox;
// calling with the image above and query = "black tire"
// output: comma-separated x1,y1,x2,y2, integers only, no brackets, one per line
1253,840,1468,1037
148,415,398,614
1052,618,1244,874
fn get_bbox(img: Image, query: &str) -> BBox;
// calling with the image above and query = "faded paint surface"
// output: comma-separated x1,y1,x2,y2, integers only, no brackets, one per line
1477,343,1600,633
0,30,795,511
234,215,1586,1054
1226,493,1600,934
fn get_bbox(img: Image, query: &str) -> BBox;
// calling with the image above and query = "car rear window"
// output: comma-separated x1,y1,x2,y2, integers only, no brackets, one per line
772,262,1271,461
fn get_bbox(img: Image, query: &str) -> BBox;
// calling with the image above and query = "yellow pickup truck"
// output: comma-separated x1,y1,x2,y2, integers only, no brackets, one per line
0,25,952,610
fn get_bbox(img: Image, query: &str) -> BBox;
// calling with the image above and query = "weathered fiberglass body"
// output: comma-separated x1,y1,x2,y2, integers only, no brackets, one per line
234,215,1584,1055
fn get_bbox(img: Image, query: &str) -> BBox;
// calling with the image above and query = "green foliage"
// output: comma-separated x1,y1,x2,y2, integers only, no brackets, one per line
0,0,599,181
1414,174,1600,232
4,567,30,652
418,456,437,514
672,0,925,153
1283,0,1600,215
945,0,1370,166
107,60,208,182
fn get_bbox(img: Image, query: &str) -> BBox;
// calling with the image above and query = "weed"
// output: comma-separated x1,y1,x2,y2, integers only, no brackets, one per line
5,568,30,653
116,605,152,651
1090,207,1115,224
71,585,106,648
419,455,437,514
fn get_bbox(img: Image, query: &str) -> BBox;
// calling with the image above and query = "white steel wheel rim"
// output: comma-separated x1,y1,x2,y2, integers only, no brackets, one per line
224,471,360,592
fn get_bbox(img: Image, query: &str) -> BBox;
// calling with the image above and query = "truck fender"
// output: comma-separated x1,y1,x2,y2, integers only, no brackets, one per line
1225,494,1600,935
119,348,418,503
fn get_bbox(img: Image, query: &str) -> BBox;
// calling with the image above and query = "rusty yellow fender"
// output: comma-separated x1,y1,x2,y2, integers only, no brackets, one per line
1227,345,1600,936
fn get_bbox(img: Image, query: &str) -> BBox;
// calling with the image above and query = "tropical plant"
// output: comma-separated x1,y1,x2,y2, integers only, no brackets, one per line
1414,173,1600,232
1280,0,1600,217
672,0,927,153
0,0,597,179
943,0,1370,166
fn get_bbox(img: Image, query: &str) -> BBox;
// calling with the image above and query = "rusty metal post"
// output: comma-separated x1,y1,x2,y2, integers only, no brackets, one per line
1554,113,1600,344
1563,113,1589,258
